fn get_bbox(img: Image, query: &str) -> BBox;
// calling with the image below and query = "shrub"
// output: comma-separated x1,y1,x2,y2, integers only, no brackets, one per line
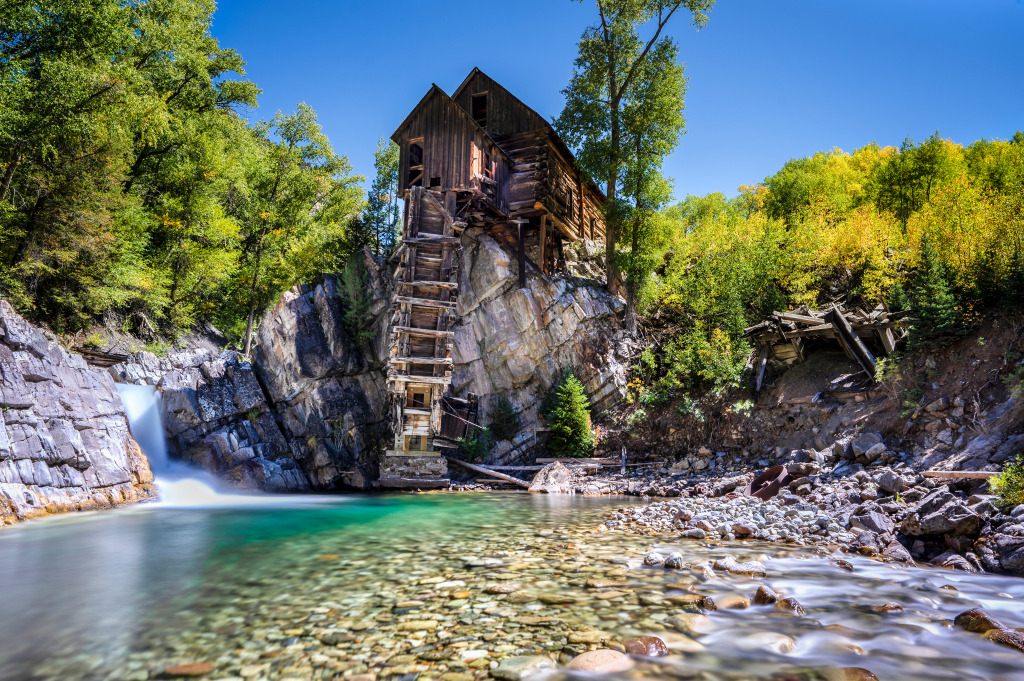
990,455,1024,509
488,394,521,442
547,373,595,458
458,427,492,461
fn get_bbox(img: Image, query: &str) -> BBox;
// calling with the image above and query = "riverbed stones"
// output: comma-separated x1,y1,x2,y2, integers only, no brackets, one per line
491,655,555,680
564,649,635,673
664,552,685,569
984,629,1024,654
776,597,806,616
643,552,666,566
162,662,214,677
624,636,669,657
753,585,779,605
666,613,715,635
954,608,1005,633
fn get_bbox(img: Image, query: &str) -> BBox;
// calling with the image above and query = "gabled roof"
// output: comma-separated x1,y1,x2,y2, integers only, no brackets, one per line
389,83,507,162
452,67,550,133
453,67,606,203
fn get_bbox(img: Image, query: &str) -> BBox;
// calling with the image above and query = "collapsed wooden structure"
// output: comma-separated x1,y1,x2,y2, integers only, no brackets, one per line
744,303,909,390
378,69,607,488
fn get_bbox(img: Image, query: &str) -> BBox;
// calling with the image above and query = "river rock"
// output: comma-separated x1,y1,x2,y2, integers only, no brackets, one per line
776,597,806,615
624,636,669,657
954,608,1005,633
900,490,981,538
528,462,572,493
984,629,1024,654
162,661,215,677
664,552,685,569
753,585,779,605
491,655,555,680
564,649,635,673
644,552,666,566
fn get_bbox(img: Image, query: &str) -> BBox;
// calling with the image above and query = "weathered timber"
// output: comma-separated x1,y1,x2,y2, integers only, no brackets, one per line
447,457,531,488
921,470,998,479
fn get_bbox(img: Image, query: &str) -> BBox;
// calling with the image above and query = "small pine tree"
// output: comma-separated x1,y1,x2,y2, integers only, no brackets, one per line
887,280,912,312
909,235,962,349
548,373,596,458
1005,247,1024,310
488,394,521,442
340,254,375,344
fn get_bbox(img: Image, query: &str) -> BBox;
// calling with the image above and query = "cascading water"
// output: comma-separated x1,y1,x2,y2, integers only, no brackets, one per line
115,383,265,507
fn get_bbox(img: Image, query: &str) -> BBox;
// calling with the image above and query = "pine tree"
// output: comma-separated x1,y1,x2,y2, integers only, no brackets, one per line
1006,247,1024,309
548,374,596,458
488,394,521,442
910,235,962,348
888,280,912,312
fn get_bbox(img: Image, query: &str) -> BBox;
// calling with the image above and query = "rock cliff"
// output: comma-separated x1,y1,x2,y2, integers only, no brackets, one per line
0,301,154,525
105,235,628,492
451,229,628,463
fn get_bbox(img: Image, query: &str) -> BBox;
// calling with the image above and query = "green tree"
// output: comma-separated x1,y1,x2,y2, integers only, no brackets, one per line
555,0,714,293
618,37,685,333
909,235,962,348
548,373,596,458
488,394,521,442
234,104,363,356
364,137,401,258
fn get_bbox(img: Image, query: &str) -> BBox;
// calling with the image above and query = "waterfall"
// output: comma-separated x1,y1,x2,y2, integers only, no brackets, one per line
115,383,258,507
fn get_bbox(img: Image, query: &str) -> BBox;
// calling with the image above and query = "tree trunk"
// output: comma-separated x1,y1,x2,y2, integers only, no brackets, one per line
242,234,266,358
605,98,621,295
1,153,22,202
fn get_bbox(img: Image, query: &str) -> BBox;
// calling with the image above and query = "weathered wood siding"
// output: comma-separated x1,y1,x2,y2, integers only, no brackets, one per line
452,71,548,139
394,89,510,215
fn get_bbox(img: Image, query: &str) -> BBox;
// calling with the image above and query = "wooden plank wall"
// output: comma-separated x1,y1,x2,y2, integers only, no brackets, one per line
452,71,548,138
396,92,511,215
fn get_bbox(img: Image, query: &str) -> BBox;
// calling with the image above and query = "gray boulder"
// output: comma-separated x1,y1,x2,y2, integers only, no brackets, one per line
528,462,573,493
901,489,981,537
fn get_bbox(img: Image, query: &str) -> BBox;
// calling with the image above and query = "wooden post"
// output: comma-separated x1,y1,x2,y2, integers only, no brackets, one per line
539,214,548,275
825,307,876,379
620,446,626,475
515,219,527,288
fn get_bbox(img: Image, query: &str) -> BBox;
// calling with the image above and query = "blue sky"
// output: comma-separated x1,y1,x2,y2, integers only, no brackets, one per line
213,0,1024,200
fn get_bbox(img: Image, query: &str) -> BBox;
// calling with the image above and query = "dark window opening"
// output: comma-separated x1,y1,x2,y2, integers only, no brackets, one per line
471,93,488,127
408,435,425,451
407,139,424,187
430,176,441,188
409,390,427,408
483,151,493,180
566,186,574,215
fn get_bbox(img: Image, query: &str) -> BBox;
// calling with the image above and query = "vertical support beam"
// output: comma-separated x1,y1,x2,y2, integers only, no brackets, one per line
539,214,548,275
825,307,877,379
516,219,527,288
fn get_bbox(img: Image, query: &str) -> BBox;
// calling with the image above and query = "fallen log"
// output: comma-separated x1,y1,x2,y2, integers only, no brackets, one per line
446,457,531,488
921,470,997,480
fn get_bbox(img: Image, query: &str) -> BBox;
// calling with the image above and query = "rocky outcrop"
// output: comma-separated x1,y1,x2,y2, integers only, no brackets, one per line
252,261,391,490
0,301,154,524
451,229,628,463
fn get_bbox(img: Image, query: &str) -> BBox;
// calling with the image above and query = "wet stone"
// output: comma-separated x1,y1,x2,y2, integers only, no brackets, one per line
624,636,669,657
752,585,779,605
954,608,1005,633
564,649,635,673
162,662,214,677
490,655,555,681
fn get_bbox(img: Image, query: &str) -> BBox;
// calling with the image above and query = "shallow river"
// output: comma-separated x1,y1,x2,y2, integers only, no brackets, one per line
1,493,1023,681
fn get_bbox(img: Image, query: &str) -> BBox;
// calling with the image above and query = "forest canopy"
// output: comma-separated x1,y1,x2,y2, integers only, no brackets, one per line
0,0,381,345
630,133,1024,399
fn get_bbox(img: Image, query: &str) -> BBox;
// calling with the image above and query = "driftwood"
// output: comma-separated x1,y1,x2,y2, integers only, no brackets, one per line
446,457,531,488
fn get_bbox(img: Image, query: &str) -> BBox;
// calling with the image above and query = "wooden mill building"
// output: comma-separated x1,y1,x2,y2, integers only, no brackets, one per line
378,68,606,488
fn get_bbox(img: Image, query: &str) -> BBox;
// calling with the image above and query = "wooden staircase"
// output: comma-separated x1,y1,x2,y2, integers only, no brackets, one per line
379,187,466,488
